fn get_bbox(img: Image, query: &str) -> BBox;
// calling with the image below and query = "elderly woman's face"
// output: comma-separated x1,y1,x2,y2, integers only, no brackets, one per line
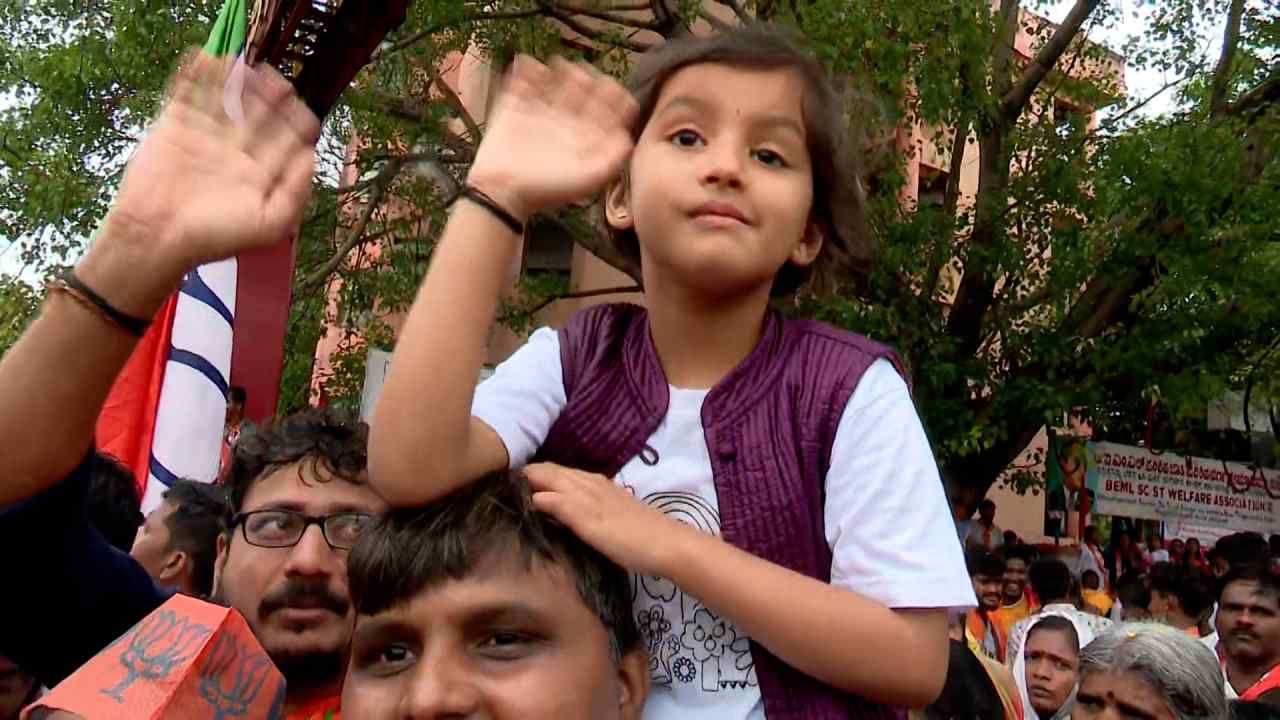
1073,670,1176,720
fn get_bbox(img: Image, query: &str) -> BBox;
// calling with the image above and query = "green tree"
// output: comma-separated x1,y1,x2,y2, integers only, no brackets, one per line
0,276,41,355
1,0,1277,505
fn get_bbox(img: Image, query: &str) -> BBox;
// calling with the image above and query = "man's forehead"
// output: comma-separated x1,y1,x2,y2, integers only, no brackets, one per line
1225,580,1280,608
240,460,385,514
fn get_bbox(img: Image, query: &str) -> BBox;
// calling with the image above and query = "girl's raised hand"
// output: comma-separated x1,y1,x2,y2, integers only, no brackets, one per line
466,56,638,222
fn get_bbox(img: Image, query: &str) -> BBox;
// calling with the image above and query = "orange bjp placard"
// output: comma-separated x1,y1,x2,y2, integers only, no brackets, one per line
24,595,285,719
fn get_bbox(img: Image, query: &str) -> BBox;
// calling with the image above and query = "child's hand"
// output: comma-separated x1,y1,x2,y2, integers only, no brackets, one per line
524,463,693,578
466,56,638,223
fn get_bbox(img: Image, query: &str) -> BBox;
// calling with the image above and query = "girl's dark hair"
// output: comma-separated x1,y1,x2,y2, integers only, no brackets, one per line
602,23,873,297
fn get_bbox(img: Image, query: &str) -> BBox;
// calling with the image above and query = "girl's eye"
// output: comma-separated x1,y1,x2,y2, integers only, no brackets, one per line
753,148,787,167
670,129,704,148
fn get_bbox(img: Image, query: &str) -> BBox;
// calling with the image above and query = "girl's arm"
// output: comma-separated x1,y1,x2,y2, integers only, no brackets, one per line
368,57,637,505
525,463,949,705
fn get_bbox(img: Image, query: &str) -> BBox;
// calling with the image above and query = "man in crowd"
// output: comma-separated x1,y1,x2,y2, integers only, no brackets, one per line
995,545,1039,637
85,451,144,552
1005,558,1112,669
1077,526,1106,589
968,550,1009,662
0,53,384,718
1217,564,1280,703
966,499,1005,554
1115,571,1151,621
342,474,649,717
1149,565,1213,638
128,479,228,597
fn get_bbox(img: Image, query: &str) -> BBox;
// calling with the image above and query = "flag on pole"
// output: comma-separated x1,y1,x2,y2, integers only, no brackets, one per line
96,0,248,512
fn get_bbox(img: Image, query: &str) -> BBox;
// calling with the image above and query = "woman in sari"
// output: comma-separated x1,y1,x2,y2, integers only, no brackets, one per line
1018,616,1081,720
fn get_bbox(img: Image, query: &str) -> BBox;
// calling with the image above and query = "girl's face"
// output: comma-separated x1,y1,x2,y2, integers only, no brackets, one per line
1025,628,1079,718
607,63,820,300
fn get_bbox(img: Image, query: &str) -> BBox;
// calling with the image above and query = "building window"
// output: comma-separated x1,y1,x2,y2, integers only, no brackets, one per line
917,165,949,209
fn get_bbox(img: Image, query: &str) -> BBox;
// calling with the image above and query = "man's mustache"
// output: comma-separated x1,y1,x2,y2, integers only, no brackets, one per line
259,579,350,618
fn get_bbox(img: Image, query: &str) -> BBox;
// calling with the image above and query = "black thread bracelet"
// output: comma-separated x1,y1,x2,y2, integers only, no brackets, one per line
57,270,152,337
459,185,525,236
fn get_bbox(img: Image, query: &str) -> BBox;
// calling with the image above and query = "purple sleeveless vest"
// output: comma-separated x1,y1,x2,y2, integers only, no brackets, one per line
534,303,908,720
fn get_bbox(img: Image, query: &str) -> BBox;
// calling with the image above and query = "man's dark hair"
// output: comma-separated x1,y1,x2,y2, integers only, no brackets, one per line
1028,557,1073,603
979,498,996,513
1216,532,1270,570
967,549,1006,579
1151,566,1214,617
1218,562,1280,604
602,23,873,297
1270,535,1280,558
228,386,247,405
224,408,367,517
1004,543,1033,565
1027,615,1081,655
1117,570,1151,612
87,451,143,552
347,474,641,661
161,480,228,596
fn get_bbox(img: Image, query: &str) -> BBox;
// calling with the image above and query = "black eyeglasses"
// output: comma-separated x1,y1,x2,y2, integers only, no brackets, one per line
232,509,373,550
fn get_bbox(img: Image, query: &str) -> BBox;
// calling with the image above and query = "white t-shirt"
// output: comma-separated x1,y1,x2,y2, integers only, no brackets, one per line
473,327,975,720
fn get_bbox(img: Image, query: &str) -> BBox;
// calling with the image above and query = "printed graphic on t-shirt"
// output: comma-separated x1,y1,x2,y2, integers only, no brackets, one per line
628,487,758,693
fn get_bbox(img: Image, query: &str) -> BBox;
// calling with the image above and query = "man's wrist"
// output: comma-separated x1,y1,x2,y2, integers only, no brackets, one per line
76,214,188,319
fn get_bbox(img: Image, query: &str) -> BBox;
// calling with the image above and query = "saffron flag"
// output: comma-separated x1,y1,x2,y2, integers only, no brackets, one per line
95,0,247,511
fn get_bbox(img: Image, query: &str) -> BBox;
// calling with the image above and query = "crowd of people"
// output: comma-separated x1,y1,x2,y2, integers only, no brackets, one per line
0,20,1275,720
953,520,1280,720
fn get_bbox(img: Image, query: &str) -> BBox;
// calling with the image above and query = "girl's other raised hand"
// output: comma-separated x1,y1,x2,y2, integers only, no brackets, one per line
466,56,638,223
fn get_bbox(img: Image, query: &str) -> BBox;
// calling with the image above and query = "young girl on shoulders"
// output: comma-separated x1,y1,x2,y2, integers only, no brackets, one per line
371,24,974,718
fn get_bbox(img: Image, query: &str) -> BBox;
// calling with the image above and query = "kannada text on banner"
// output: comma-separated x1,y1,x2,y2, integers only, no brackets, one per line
1085,441,1280,536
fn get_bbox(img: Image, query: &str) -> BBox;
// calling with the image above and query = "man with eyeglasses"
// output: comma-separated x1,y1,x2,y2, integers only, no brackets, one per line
0,56,387,718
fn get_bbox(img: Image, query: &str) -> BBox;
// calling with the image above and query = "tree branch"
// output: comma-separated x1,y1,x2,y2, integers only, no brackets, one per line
426,63,482,145
373,9,546,61
1227,65,1280,117
698,7,733,32
712,0,753,24
990,0,1022,102
923,121,970,303
539,1,655,52
298,164,399,296
1000,0,1099,121
1210,0,1246,118
552,1,659,29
